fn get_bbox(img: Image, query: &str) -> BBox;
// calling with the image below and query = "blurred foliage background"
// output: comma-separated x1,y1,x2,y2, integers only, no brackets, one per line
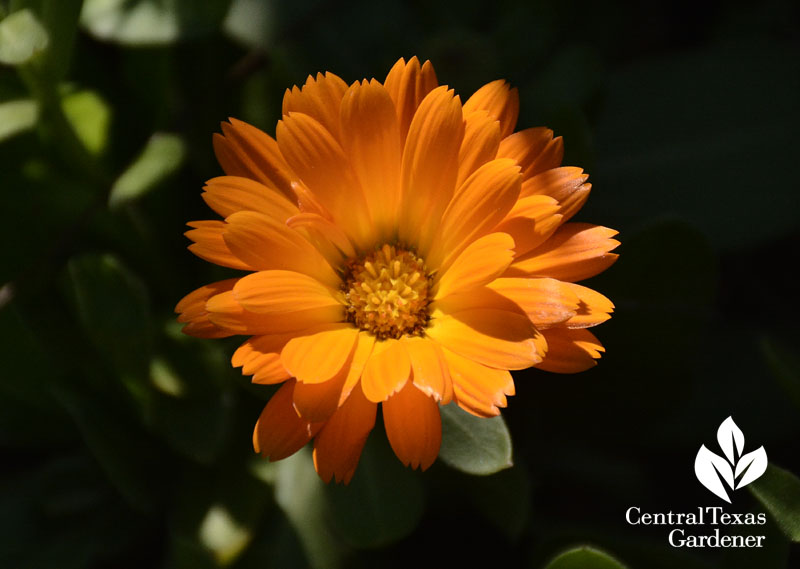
1,0,799,567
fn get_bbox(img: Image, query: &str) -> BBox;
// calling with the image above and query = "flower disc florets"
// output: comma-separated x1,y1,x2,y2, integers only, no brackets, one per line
342,244,432,340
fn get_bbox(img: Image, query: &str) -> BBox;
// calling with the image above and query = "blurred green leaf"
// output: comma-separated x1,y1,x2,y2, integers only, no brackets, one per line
759,335,800,410
469,463,531,539
0,8,48,65
749,463,800,542
325,433,425,549
66,254,153,407
223,0,273,49
11,0,83,79
0,98,38,141
273,448,345,569
61,89,111,157
80,0,232,46
109,133,186,209
439,403,513,475
542,546,629,569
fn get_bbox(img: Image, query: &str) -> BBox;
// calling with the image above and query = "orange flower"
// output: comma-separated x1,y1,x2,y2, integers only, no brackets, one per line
176,57,619,483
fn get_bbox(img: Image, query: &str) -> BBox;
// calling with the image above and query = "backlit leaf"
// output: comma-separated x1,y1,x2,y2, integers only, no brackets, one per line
543,546,629,569
439,402,513,475
749,463,800,542
0,9,48,65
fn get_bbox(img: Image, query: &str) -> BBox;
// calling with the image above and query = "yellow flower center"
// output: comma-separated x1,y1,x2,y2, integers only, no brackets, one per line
343,244,432,340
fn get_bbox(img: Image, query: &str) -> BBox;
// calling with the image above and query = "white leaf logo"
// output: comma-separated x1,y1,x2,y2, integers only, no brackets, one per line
694,416,767,502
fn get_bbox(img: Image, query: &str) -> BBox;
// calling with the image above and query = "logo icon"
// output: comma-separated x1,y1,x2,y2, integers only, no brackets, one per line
694,416,767,503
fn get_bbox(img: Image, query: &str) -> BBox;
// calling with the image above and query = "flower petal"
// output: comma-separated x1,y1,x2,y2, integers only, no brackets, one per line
293,362,348,422
508,223,620,282
360,338,411,402
534,327,604,373
185,220,252,270
201,176,298,220
520,166,591,222
286,212,356,267
206,290,342,335
223,211,340,287
282,72,348,140
339,79,402,240
457,109,501,187
312,384,377,484
398,85,464,252
232,333,295,384
462,79,519,138
276,112,373,248
175,279,239,338
441,348,515,417
486,277,579,328
428,308,544,370
384,56,439,141
281,324,358,384
233,270,342,314
435,232,515,299
560,283,614,328
253,380,322,460
340,331,376,405
493,194,562,256
401,335,453,404
497,127,563,180
383,381,442,470
214,118,296,200
427,158,521,269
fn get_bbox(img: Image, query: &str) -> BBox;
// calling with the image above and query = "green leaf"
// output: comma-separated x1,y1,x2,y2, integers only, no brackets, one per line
749,463,800,542
273,448,345,569
543,546,629,569
0,9,49,65
325,432,425,548
60,89,111,157
108,133,186,209
0,98,38,141
223,0,273,49
439,403,513,475
80,0,232,46
66,254,152,407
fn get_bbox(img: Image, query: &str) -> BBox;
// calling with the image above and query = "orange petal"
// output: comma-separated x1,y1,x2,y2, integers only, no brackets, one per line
201,176,298,221
340,331,376,405
435,233,515,299
339,79,402,240
508,223,620,282
215,119,297,200
293,361,349,422
401,335,452,403
175,279,239,338
494,194,562,256
535,327,605,373
286,211,356,267
282,72,348,140
560,283,614,328
520,166,590,210
253,380,322,460
384,56,439,142
440,348,515,418
427,158,521,269
497,127,564,180
360,338,411,402
232,333,295,384
462,79,519,138
398,85,464,252
185,220,252,271
428,309,544,370
223,211,339,288
281,324,358,384
312,384,377,483
457,110,501,187
486,277,579,328
276,112,373,248
383,381,442,470
232,270,342,314
206,290,342,335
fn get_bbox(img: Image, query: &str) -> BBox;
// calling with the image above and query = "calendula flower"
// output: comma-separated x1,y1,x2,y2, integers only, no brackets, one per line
176,57,619,483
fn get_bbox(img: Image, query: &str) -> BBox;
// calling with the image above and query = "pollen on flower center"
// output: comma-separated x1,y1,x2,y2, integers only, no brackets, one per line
342,244,432,340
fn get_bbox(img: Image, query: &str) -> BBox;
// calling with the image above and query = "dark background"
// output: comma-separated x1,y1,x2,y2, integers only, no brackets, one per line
1,0,799,567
